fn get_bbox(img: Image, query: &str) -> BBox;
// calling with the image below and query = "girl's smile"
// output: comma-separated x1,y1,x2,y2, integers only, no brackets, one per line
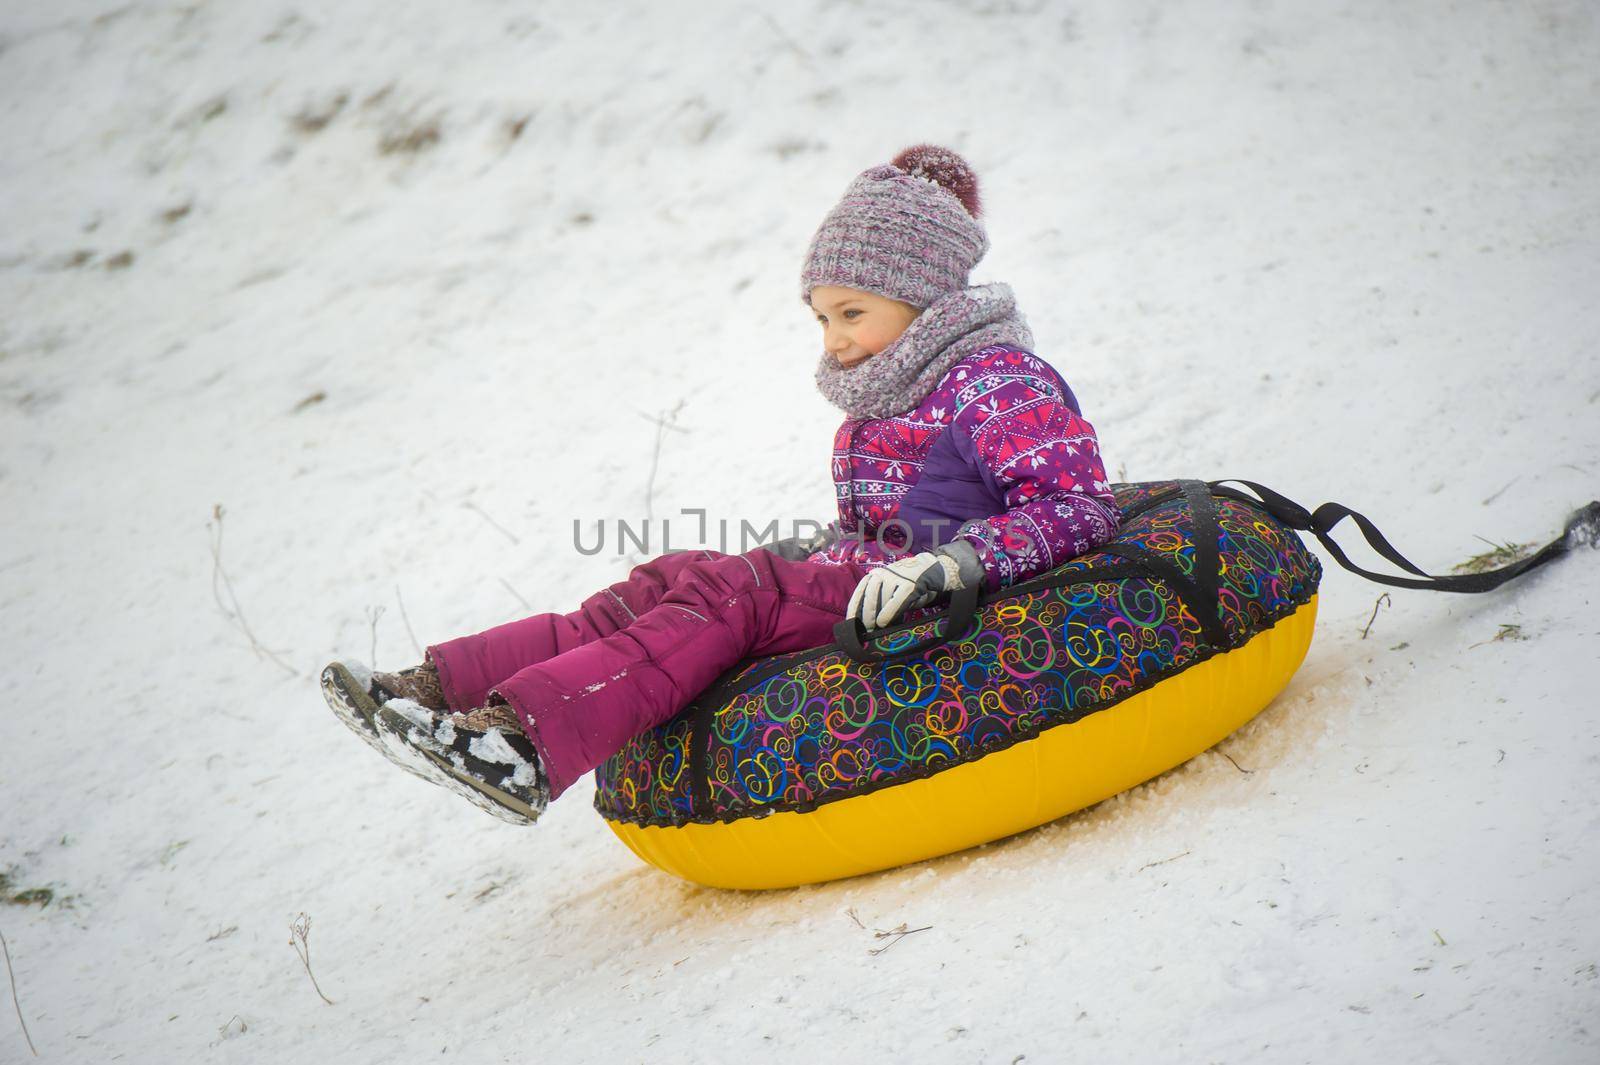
809,285,921,369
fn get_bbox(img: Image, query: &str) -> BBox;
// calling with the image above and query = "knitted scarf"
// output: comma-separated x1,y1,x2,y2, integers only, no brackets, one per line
814,283,1035,418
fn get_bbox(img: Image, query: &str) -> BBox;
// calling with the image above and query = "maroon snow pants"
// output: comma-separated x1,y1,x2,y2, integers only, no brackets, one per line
425,550,871,801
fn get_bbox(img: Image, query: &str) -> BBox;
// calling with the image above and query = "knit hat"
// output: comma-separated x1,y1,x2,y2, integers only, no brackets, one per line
800,145,990,310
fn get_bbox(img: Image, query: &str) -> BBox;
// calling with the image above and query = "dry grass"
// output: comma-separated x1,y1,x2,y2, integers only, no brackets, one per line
378,117,442,155
1453,537,1535,574
291,92,348,135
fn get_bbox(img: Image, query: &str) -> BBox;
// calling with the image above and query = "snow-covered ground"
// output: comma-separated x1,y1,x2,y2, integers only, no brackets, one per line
2,1,1597,1061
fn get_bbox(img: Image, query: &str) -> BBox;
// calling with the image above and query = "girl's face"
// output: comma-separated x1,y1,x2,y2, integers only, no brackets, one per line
809,286,920,370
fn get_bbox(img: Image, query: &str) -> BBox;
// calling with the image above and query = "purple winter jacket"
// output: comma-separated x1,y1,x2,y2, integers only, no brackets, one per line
806,345,1118,593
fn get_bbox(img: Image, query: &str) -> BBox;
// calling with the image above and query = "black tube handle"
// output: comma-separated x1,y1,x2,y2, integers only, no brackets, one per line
832,583,983,665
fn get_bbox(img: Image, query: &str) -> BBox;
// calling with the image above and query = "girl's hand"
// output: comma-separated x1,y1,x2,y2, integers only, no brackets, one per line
847,552,963,631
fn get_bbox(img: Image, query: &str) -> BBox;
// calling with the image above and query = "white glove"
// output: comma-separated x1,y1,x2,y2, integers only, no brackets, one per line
848,548,972,631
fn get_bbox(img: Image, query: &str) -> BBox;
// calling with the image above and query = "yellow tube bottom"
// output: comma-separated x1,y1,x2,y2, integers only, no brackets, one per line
603,596,1318,890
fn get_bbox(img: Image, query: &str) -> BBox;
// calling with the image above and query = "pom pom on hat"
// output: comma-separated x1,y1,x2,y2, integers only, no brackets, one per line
799,144,992,308
891,144,982,219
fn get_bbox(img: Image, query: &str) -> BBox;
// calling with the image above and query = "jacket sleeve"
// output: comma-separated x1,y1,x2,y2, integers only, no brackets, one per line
755,521,841,561
947,376,1119,592
803,527,908,571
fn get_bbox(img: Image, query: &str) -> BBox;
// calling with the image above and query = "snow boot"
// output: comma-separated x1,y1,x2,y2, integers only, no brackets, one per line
320,660,390,755
321,660,481,801
371,661,448,712
372,698,549,825
321,659,451,749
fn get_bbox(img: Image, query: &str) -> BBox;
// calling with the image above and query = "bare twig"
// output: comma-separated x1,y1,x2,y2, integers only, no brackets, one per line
498,578,532,611
1359,593,1391,640
1480,478,1518,506
640,399,684,521
1137,850,1191,872
208,505,298,676
394,585,423,659
1469,623,1527,649
640,403,684,520
462,501,520,545
758,11,813,65
1,927,38,1057
1216,750,1253,774
845,908,930,955
631,400,687,566
365,605,386,669
288,913,334,1006
868,922,932,956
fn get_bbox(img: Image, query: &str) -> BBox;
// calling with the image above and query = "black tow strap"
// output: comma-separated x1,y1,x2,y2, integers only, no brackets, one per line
1209,479,1600,594
1094,480,1232,648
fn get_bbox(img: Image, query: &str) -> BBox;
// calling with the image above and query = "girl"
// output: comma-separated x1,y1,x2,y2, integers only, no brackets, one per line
321,145,1120,825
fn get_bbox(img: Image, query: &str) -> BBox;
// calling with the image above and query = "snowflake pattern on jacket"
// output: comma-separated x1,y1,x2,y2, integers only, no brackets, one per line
807,345,1118,593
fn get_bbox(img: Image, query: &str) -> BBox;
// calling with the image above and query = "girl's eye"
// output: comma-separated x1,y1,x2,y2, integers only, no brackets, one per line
843,309,863,319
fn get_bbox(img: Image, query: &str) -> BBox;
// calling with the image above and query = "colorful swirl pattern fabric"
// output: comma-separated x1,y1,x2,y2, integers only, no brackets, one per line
592,481,1322,828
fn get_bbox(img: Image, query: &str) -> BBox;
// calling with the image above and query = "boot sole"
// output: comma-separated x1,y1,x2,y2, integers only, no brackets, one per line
320,662,385,753
372,706,542,825
321,662,469,796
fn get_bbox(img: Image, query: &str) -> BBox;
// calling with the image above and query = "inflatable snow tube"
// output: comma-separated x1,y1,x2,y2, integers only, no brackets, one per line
592,479,1322,890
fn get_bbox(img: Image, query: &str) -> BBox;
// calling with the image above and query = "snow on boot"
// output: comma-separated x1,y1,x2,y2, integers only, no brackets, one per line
372,699,549,825
320,661,462,793
322,659,448,751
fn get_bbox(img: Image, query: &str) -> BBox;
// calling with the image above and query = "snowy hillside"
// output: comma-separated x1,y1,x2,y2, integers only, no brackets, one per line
2,1,1597,1062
